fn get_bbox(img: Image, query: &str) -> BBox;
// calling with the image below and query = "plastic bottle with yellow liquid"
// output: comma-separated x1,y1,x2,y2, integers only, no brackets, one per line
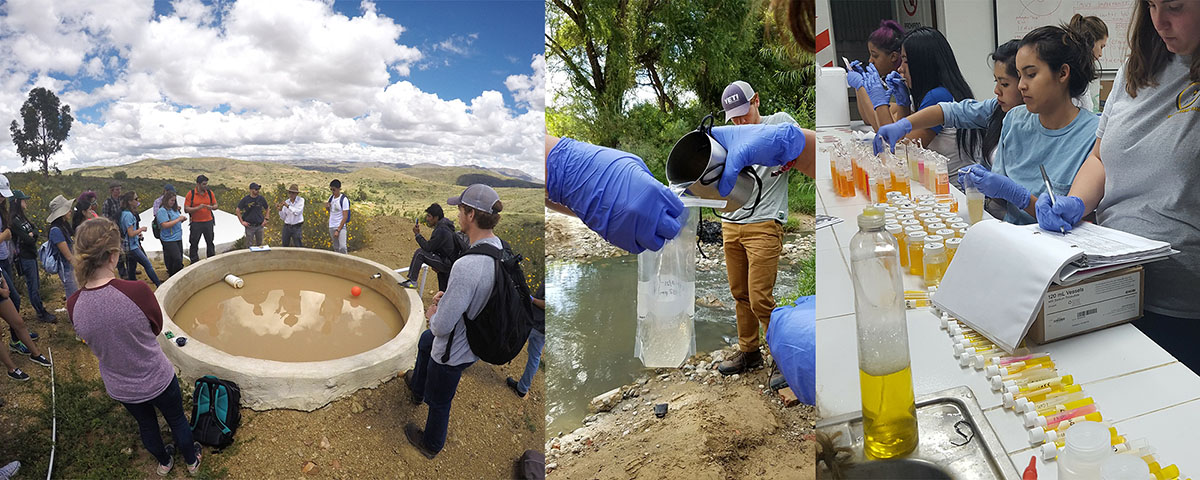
848,206,919,459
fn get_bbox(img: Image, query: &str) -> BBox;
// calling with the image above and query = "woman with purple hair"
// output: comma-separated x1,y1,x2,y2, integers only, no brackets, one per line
846,20,905,129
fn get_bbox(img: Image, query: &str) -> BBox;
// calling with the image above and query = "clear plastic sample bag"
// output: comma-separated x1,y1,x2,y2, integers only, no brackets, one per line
635,206,700,368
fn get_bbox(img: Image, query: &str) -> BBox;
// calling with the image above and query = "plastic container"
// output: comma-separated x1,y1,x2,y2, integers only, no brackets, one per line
1099,453,1151,480
923,242,946,288
635,206,699,368
848,206,918,459
1058,421,1114,480
906,231,927,277
224,274,244,288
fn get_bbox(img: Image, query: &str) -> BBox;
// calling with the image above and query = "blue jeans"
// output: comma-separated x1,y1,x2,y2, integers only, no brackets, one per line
17,257,47,317
58,262,78,299
124,248,161,286
120,376,197,466
0,259,19,313
517,329,544,394
410,329,473,454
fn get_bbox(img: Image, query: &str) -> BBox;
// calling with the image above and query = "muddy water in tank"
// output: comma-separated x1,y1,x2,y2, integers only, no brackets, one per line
172,270,405,362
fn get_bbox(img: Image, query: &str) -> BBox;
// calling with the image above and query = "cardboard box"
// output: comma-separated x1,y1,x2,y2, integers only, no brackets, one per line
1027,265,1144,344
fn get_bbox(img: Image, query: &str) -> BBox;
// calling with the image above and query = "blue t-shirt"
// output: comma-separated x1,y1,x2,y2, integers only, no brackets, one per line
993,106,1099,224
155,208,183,242
120,210,141,252
49,226,71,253
917,86,954,135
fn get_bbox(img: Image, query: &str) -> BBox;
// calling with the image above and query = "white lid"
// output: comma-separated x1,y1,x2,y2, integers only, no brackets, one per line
970,354,986,370
928,223,947,230
953,343,965,356
1028,426,1048,444
1023,411,1040,427
1035,416,1048,428
924,235,945,244
924,243,945,254
1005,385,1019,397
1063,421,1113,460
1004,380,1017,390
907,231,927,241
1003,392,1016,408
1042,442,1060,459
936,229,956,237
885,224,904,234
951,222,970,229
989,375,1002,391
897,209,914,215
986,364,1000,377
958,354,973,367
946,237,963,247
1100,454,1151,480
1017,398,1033,413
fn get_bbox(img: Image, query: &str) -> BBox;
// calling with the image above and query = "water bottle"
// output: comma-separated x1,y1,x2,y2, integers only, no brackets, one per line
849,206,918,458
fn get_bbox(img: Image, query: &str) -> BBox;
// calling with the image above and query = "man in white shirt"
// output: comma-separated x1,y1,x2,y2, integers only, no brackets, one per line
278,183,305,247
326,179,350,254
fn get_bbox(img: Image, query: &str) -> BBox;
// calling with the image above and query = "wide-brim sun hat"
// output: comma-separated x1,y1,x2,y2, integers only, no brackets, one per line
47,195,72,223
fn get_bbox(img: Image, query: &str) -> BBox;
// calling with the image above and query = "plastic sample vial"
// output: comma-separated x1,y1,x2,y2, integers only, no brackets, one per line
886,224,907,267
848,206,918,459
1099,453,1151,480
1059,421,1114,480
906,231,927,276
923,243,946,287
966,186,985,224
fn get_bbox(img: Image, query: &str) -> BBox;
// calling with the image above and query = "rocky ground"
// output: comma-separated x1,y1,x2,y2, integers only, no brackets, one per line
546,348,816,479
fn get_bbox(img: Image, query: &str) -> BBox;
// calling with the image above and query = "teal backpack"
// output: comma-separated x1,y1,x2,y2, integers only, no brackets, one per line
190,376,241,448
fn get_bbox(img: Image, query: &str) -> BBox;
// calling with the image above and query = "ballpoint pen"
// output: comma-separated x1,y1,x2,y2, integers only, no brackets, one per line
1039,165,1065,234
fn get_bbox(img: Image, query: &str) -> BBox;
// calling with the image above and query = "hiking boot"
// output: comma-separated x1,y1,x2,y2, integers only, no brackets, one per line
769,372,788,391
29,355,50,368
7,369,28,381
9,341,29,356
37,311,56,323
157,444,175,476
399,279,417,289
403,370,421,405
506,377,527,398
404,423,437,459
717,350,763,376
186,442,202,476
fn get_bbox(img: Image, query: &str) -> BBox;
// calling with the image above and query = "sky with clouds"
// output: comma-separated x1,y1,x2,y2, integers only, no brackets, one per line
0,0,546,178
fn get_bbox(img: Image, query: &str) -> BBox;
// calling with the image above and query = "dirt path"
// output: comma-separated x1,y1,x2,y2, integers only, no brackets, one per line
0,215,545,479
547,349,816,479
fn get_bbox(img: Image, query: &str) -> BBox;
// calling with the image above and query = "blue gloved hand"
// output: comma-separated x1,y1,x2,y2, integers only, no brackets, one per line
1036,194,1085,233
546,138,686,253
873,118,912,155
885,71,911,107
863,64,891,109
846,60,866,90
959,165,1031,208
710,123,806,196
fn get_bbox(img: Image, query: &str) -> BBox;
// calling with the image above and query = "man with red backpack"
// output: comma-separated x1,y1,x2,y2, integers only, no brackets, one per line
185,175,219,264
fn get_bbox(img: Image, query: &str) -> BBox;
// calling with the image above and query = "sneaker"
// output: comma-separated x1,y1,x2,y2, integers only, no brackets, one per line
404,423,437,459
7,369,28,381
403,369,422,405
37,312,56,323
186,442,202,475
399,279,417,289
9,341,29,356
27,331,37,340
157,444,175,476
0,460,20,478
506,377,527,398
29,355,50,368
717,350,764,376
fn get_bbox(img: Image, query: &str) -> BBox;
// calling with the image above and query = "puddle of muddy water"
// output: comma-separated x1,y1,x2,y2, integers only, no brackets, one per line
545,247,801,436
171,270,405,362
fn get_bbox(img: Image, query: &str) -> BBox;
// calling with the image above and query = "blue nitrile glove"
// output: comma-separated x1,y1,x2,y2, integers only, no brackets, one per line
547,138,686,253
864,64,891,109
960,165,1030,208
846,60,866,90
885,71,912,108
1036,194,1085,233
709,123,806,196
873,118,912,155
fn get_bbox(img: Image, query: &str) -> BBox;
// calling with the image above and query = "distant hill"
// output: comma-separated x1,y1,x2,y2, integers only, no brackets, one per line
454,173,542,189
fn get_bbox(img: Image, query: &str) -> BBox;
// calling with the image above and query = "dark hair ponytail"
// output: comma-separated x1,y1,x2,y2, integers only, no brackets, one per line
1020,25,1098,98
869,20,905,54
901,27,985,163
1067,14,1109,48
982,40,1021,166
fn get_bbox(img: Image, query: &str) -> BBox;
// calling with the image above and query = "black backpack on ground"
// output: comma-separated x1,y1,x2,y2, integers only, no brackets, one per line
441,242,534,365
515,449,546,480
191,375,241,449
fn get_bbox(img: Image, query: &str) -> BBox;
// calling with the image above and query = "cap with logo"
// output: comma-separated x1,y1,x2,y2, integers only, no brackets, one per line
721,80,756,121
0,174,12,197
448,184,500,214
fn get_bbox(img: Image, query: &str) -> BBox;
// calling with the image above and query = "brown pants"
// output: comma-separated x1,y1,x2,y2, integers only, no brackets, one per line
723,220,783,352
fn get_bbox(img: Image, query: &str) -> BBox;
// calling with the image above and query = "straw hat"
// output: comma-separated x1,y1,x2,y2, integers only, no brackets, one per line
287,183,300,193
47,195,71,223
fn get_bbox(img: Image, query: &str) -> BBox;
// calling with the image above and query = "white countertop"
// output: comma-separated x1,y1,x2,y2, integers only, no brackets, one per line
814,127,1200,479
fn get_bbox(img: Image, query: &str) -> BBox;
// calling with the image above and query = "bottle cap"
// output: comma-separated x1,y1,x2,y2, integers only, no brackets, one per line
1099,453,1151,480
858,206,885,229
1064,421,1113,460
1023,410,1041,427
907,231,927,242
1004,392,1016,408
970,354,986,370
936,229,956,238
946,237,963,247
928,222,947,231
1041,442,1060,459
885,224,904,235
959,353,974,367
924,235,945,244
989,375,1003,391
1017,398,1033,413
953,343,966,356
1004,380,1017,390
1005,384,1020,397
1035,415,1048,428
1028,426,1048,444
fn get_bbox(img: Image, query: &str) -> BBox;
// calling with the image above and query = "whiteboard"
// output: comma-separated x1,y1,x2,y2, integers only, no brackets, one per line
994,0,1135,71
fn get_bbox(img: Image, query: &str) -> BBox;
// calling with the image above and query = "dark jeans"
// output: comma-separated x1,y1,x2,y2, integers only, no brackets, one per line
282,223,304,247
16,257,47,317
188,220,216,264
410,329,473,454
120,376,197,466
408,250,452,291
124,248,161,286
163,240,185,276
1133,310,1200,375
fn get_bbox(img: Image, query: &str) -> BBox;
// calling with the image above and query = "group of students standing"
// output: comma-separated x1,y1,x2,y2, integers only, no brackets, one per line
849,0,1200,370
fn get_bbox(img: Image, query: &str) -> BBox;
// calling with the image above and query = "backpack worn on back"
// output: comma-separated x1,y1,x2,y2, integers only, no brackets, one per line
191,375,242,448
151,215,162,239
37,241,60,274
442,242,534,365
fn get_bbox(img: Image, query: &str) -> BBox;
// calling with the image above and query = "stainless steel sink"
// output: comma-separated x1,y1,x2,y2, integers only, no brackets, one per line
836,458,954,479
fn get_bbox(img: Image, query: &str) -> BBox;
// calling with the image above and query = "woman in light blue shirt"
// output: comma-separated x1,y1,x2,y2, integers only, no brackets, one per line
154,193,187,277
120,192,161,286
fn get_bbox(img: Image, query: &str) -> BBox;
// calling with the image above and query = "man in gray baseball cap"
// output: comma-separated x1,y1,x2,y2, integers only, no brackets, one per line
404,183,506,459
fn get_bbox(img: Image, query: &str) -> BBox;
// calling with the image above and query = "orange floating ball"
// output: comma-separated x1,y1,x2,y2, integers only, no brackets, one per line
351,286,362,297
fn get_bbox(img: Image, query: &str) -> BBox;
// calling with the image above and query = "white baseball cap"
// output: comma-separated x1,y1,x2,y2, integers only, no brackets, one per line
0,175,12,197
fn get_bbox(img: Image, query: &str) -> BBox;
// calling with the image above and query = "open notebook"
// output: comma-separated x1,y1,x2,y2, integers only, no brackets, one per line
931,220,1175,352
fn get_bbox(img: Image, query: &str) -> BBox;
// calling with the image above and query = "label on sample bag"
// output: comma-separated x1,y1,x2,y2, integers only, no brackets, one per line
1042,269,1141,341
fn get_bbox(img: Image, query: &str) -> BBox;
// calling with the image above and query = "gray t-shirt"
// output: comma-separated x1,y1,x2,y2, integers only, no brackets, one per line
725,111,797,225
1095,55,1200,318
429,236,500,365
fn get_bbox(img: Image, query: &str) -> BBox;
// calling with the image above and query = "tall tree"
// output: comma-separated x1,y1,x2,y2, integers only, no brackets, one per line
10,87,73,176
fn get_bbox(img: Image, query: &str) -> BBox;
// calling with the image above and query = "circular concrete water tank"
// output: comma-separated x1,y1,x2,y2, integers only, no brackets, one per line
155,247,423,411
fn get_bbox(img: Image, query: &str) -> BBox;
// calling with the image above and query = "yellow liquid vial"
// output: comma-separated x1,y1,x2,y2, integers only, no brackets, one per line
924,255,945,287
967,189,985,224
935,173,950,195
897,235,909,267
908,241,924,277
860,366,919,459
